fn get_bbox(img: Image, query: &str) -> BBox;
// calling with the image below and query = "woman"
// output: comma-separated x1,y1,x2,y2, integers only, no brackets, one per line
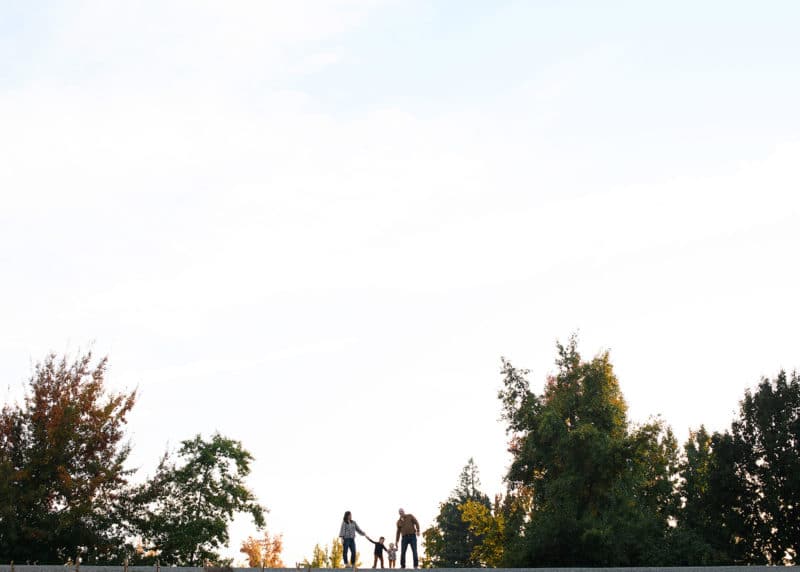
339,510,367,567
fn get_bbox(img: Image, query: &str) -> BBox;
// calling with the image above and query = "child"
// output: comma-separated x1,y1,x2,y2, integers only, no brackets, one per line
387,542,398,568
366,535,389,569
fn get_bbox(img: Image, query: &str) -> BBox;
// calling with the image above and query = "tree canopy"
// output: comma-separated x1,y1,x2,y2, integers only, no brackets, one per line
423,458,491,567
0,353,136,563
0,351,267,565
129,433,266,565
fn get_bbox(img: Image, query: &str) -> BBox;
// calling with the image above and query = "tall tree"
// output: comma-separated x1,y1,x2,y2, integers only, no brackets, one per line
497,337,677,566
669,426,741,565
730,370,800,564
674,372,800,565
130,433,266,566
0,353,136,563
423,459,491,567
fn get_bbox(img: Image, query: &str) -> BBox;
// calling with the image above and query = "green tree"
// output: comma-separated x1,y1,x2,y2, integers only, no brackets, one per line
673,371,800,565
130,433,266,565
497,336,678,566
730,370,800,564
423,458,490,567
668,426,739,565
0,353,136,563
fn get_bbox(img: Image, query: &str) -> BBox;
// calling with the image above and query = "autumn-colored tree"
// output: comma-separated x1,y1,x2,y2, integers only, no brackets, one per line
240,530,285,568
423,459,491,567
302,544,329,568
459,497,506,567
329,537,344,568
0,352,136,563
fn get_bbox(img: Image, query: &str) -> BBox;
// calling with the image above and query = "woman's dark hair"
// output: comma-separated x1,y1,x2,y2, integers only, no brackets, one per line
343,511,352,523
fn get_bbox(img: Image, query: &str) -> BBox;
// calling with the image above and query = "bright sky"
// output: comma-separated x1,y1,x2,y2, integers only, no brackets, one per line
2,0,800,566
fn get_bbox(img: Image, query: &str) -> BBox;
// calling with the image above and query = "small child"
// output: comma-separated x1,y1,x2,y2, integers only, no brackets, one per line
387,542,397,568
366,535,390,569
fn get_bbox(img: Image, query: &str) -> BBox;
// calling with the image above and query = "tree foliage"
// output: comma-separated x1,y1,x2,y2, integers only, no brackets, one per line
300,538,348,568
240,530,285,568
726,371,799,564
130,433,266,566
497,336,678,566
423,458,491,567
458,496,506,567
0,353,136,563
671,371,800,565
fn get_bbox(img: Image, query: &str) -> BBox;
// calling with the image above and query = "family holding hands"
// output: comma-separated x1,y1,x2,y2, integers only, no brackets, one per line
339,508,421,569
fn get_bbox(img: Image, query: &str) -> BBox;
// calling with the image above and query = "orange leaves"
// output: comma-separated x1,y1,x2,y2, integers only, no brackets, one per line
240,530,285,568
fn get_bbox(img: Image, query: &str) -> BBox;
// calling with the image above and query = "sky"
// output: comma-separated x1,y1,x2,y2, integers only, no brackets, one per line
1,0,800,566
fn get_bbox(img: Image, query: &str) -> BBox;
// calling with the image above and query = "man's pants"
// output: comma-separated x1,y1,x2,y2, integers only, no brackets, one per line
343,537,356,565
400,534,418,568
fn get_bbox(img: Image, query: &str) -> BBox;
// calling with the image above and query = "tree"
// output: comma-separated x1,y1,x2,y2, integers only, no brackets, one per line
300,538,349,568
458,496,506,567
669,426,736,565
497,336,678,566
0,352,136,563
730,370,800,564
672,371,800,565
423,459,491,567
131,433,266,565
240,530,285,568
329,537,344,568
304,544,329,568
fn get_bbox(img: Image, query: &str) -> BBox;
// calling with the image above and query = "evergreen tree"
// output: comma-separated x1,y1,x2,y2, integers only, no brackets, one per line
423,459,490,567
497,336,677,566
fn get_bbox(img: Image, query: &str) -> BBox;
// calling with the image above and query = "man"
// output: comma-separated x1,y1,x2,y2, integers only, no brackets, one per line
395,507,420,569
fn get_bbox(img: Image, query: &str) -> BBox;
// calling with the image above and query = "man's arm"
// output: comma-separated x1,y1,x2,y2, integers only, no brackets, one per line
396,521,401,544
412,515,420,534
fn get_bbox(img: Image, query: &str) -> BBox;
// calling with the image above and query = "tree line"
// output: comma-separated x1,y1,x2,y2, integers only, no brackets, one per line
0,352,266,565
3,340,798,567
423,336,799,567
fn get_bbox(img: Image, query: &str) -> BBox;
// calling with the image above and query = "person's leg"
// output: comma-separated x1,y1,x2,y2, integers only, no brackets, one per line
379,555,384,568
410,535,418,568
344,538,355,565
372,555,378,568
400,536,409,568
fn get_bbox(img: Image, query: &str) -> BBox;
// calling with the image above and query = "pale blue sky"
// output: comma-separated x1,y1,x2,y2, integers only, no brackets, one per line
2,1,799,565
